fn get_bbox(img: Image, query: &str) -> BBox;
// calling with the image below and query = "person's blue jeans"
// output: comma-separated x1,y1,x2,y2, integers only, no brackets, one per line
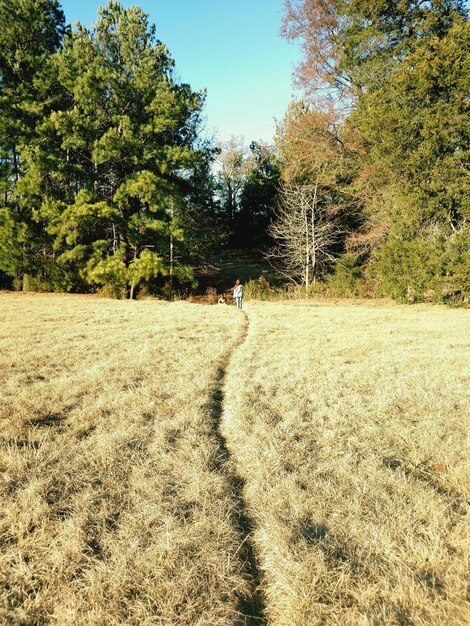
235,297,242,309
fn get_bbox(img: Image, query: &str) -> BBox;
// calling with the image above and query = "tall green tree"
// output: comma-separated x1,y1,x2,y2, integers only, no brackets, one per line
179,148,222,264
352,12,470,227
0,0,66,289
215,136,255,235
347,1,470,298
237,142,280,249
22,1,206,296
215,138,281,249
283,0,470,300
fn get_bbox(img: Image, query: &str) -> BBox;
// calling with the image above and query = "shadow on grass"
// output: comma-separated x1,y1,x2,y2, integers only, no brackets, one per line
205,316,266,625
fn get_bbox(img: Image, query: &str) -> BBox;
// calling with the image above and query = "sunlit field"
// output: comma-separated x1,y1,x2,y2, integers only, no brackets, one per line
0,293,249,626
223,300,470,626
1,293,469,626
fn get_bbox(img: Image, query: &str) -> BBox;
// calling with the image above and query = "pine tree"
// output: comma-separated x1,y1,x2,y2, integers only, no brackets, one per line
0,0,66,289
238,142,281,249
23,1,207,297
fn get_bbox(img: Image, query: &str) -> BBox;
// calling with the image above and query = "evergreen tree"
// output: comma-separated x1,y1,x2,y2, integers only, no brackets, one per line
352,11,470,227
347,1,470,298
22,1,207,297
215,137,255,242
0,0,66,289
282,0,470,300
180,148,222,265
237,142,280,250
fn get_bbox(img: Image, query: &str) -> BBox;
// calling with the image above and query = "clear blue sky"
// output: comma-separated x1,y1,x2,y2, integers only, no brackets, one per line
58,0,301,145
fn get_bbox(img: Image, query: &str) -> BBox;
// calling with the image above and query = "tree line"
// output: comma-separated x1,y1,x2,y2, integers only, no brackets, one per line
1,0,468,302
276,0,469,302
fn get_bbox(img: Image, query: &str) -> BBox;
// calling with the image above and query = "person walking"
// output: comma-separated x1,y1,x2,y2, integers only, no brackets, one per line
233,278,244,309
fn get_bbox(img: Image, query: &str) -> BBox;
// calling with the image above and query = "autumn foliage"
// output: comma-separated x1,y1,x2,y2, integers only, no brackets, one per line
277,0,470,301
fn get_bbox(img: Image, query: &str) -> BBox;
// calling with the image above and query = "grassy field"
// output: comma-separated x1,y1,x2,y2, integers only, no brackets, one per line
0,294,250,625
1,293,469,625
223,300,470,626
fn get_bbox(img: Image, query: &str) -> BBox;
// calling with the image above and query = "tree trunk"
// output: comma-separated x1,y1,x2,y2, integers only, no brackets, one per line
22,240,30,291
304,193,309,295
112,222,117,253
13,147,19,183
227,180,234,223
169,229,174,292
22,273,31,292
311,173,320,285
129,247,137,299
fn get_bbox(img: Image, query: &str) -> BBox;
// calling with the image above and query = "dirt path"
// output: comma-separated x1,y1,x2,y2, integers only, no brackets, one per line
205,310,266,625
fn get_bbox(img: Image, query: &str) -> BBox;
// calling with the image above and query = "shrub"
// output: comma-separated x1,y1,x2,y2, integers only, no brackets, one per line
442,224,470,302
369,222,470,304
205,286,218,304
371,231,446,302
327,254,364,297
244,275,274,300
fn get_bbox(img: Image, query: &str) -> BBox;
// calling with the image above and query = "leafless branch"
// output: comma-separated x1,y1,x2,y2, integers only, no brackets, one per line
267,182,340,291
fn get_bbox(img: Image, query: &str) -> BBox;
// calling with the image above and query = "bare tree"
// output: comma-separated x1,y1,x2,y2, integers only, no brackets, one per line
268,181,338,293
215,136,255,222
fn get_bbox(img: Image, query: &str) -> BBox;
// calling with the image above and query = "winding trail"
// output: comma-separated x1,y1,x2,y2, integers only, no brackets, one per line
205,311,266,626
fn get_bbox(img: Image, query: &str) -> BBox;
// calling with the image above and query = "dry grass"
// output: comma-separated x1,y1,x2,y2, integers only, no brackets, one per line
0,293,250,626
2,294,469,625
223,300,470,626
